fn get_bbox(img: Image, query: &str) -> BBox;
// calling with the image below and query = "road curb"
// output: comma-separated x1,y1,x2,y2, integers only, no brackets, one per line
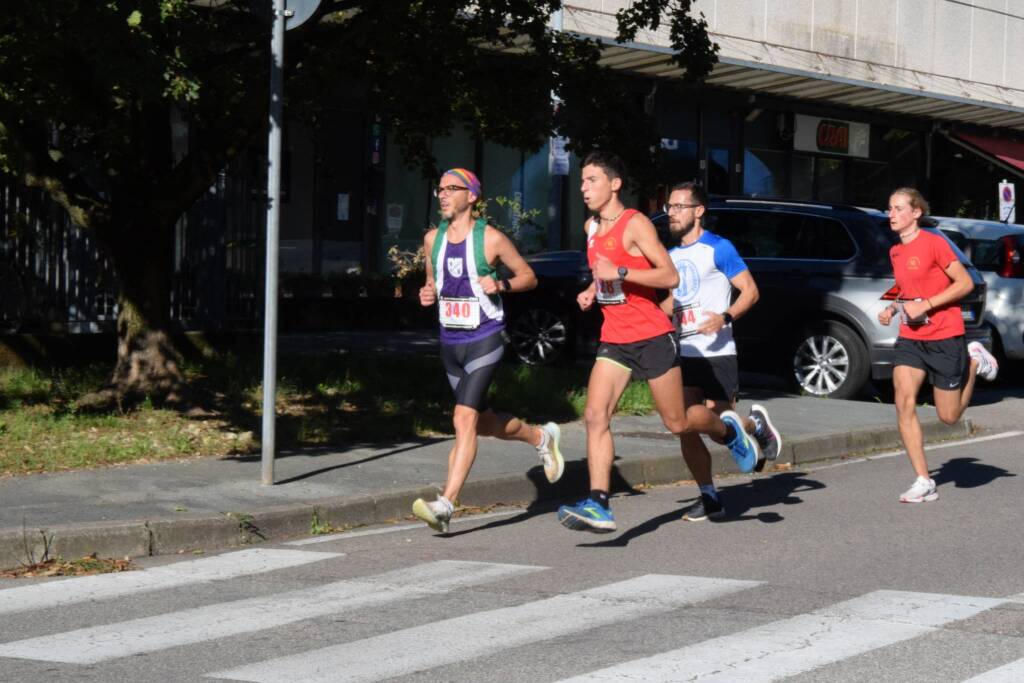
0,418,972,566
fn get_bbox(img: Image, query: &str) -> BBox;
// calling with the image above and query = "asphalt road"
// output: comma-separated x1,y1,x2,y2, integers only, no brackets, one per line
0,426,1021,682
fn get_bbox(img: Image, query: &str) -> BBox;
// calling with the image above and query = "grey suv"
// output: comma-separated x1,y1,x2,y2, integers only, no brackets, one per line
703,199,990,398
505,198,991,400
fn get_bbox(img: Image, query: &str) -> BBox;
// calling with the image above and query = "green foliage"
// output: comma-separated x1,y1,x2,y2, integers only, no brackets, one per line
479,195,545,254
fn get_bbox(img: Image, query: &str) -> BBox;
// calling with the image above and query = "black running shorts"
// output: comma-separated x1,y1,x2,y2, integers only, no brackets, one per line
680,355,739,402
595,332,678,380
893,336,968,391
440,331,505,411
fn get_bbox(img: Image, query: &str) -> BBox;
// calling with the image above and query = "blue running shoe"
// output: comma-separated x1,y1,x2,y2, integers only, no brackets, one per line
557,498,616,533
720,410,763,474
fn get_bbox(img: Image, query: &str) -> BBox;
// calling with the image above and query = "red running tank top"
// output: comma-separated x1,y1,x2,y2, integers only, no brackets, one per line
586,209,674,344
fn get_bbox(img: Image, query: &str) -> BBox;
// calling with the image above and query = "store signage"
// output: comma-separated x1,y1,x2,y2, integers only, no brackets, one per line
794,114,869,158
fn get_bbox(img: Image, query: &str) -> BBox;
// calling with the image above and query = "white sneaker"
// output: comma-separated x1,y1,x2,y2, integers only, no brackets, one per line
412,495,454,532
899,476,938,503
536,422,564,483
968,341,999,381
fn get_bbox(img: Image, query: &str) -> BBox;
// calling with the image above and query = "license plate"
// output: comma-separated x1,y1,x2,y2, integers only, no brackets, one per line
961,307,976,322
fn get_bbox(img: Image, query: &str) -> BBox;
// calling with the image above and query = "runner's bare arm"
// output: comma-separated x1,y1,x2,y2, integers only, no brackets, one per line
591,214,679,289
658,290,674,317
479,226,536,295
903,260,974,320
420,229,438,307
697,269,759,334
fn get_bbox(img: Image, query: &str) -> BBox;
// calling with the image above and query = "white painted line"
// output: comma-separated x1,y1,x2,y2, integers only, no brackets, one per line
0,560,542,664
557,589,1004,682
809,431,1024,472
208,574,760,683
0,548,341,616
284,508,526,545
962,657,1024,682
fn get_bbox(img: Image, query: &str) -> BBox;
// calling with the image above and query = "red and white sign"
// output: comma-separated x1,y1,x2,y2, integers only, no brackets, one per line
794,115,870,158
999,180,1016,223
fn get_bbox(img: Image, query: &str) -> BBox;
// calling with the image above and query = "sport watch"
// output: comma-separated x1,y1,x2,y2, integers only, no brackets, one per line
722,312,734,325
617,266,629,281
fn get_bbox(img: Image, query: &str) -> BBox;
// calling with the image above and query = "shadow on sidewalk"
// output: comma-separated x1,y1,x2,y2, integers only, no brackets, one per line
932,457,1016,489
441,465,644,538
576,471,826,548
224,438,449,482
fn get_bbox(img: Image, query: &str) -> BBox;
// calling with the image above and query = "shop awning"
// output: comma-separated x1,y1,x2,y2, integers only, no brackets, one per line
524,5,1024,132
951,132,1024,174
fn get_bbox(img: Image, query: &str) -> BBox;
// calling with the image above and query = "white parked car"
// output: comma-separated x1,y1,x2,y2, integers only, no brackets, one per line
935,216,1024,364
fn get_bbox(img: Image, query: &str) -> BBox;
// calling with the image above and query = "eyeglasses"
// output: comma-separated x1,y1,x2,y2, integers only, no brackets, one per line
663,203,701,214
434,185,469,197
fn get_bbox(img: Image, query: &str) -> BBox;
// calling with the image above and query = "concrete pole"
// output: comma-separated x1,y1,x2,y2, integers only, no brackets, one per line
261,0,286,486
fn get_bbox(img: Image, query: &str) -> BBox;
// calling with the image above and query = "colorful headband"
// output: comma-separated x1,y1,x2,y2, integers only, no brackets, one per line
443,168,481,197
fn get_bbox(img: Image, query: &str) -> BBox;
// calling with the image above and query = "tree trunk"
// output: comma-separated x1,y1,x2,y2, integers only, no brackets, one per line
81,218,187,409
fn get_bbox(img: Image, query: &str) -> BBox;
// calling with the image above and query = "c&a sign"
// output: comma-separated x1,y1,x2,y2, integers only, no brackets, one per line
794,114,870,158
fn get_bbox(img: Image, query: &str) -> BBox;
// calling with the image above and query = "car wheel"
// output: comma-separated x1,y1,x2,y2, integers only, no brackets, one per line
508,308,570,365
791,321,870,399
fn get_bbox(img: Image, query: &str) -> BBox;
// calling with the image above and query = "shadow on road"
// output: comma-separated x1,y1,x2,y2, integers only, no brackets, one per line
932,457,1016,489
576,471,827,547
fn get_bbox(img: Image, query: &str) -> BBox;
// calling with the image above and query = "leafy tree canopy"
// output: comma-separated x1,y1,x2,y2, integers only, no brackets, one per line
0,0,717,402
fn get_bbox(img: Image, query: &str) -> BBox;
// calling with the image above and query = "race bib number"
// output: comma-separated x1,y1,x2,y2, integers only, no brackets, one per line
596,278,626,305
439,297,481,329
896,299,929,328
674,302,704,337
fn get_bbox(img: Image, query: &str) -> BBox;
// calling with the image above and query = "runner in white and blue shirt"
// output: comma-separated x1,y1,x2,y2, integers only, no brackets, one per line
661,182,783,521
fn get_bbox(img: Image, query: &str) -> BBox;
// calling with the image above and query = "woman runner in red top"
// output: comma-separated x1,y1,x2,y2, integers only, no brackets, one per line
557,152,763,533
879,188,998,504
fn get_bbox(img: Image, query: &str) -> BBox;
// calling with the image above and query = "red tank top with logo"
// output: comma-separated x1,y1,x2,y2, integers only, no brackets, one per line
586,209,674,344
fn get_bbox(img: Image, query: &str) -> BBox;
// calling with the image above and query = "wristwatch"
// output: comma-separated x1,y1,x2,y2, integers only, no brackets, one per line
722,312,734,325
617,266,629,281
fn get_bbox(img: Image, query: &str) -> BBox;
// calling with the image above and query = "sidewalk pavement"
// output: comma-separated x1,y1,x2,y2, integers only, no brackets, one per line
4,382,1020,568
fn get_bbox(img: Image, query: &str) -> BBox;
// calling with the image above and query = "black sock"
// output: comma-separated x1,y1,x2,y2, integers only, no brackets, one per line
722,423,737,443
590,490,610,509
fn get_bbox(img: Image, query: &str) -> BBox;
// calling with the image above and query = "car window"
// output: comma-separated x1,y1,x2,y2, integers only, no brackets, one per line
708,210,856,260
940,229,969,251
969,238,1004,272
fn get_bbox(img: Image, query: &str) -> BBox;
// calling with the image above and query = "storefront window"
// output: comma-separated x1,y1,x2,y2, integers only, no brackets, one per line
708,147,730,195
851,160,890,209
816,157,846,202
743,148,788,197
790,155,813,200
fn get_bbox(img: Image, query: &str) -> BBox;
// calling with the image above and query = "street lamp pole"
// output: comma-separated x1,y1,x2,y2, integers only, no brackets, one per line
260,0,286,486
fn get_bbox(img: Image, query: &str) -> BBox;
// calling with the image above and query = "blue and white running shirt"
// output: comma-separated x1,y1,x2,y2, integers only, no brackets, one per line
667,231,748,358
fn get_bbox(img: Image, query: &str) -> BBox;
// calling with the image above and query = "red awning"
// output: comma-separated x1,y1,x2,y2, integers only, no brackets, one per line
953,131,1024,173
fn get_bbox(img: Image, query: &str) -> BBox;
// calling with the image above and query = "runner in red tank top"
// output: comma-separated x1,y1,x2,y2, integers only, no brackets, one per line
557,152,764,533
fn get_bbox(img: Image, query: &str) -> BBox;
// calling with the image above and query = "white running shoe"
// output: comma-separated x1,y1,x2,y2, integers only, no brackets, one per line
536,422,564,483
899,476,938,503
968,341,999,381
412,495,454,533
749,404,782,465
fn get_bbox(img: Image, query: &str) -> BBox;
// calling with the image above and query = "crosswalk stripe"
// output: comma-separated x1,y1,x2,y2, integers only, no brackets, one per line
0,560,542,664
555,589,1005,682
207,574,761,683
963,658,1024,682
0,548,341,616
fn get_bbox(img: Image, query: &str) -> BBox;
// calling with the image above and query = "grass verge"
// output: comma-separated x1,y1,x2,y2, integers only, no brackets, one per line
0,353,656,476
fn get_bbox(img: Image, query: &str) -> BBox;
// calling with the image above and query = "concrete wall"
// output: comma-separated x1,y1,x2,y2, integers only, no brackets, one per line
565,1,1024,102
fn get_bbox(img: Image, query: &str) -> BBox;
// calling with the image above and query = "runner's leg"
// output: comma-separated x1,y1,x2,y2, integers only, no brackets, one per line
477,409,542,446
583,358,632,492
934,358,978,425
678,386,712,486
440,333,505,503
893,364,929,478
